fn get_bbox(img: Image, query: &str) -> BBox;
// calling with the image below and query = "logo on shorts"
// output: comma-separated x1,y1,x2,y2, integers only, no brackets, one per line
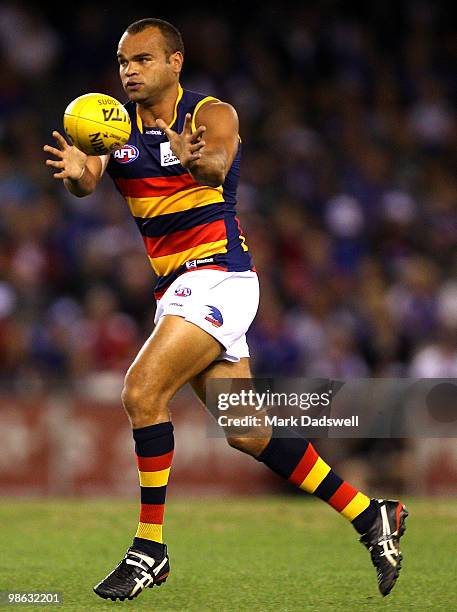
204,305,223,327
113,144,139,163
174,286,191,297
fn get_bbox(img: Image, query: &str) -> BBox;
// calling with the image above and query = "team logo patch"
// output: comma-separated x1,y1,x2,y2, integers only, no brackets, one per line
160,141,180,166
204,305,223,327
174,286,191,297
113,144,139,163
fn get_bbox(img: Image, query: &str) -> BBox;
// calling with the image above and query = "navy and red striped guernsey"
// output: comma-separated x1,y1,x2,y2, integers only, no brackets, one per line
106,84,254,299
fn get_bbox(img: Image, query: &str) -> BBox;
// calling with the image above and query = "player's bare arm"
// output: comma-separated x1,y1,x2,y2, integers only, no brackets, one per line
43,131,108,197
156,101,239,187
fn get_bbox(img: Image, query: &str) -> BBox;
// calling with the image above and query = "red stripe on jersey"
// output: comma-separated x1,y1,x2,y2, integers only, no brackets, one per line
192,264,228,272
235,215,245,236
288,444,319,486
327,482,358,512
137,451,174,472
144,219,227,258
139,503,165,524
154,289,167,300
115,174,199,197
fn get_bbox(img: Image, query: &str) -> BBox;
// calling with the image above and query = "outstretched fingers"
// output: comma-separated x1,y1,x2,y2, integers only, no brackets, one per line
45,159,64,169
52,131,70,150
45,158,68,178
52,171,67,179
189,140,205,153
182,113,193,135
183,114,206,142
155,118,174,139
154,115,207,166
188,125,206,143
43,144,63,158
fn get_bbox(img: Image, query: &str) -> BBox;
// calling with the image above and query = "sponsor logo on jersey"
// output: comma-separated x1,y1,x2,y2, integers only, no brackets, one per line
186,258,215,270
160,141,180,166
196,258,214,265
174,286,192,297
169,302,183,307
145,129,163,135
113,144,139,163
204,305,223,327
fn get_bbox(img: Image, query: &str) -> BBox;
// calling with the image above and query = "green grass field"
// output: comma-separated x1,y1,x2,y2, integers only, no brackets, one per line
0,497,455,611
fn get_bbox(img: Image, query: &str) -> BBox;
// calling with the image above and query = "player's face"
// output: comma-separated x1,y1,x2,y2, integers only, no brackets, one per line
117,28,182,104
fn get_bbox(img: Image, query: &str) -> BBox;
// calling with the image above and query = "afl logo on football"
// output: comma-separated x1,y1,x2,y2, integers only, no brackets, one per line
113,144,139,163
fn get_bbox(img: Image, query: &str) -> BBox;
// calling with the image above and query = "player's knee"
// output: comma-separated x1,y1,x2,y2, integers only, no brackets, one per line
121,380,142,415
121,369,168,424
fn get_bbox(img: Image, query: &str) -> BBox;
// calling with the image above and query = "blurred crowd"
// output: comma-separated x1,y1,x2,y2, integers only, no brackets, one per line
1,1,457,393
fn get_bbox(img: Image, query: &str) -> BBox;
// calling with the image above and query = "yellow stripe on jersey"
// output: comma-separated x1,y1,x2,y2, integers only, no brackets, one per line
340,492,371,521
135,522,163,542
191,95,242,144
138,468,171,488
170,83,184,128
126,185,224,218
191,96,220,132
149,239,228,276
136,83,184,134
136,107,142,133
239,233,249,252
298,458,332,494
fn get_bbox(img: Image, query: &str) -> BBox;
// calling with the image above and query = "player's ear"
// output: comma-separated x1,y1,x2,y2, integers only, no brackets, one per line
169,51,183,75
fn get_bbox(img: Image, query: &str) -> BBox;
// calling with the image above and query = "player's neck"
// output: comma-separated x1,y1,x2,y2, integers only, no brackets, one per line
137,82,180,128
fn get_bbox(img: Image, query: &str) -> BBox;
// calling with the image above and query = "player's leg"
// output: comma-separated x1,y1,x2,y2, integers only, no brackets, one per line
190,357,270,455
94,314,223,601
190,358,408,596
123,313,223,550
191,357,377,527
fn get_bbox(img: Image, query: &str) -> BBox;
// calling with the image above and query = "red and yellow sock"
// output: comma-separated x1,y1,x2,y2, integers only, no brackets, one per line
258,432,377,533
132,422,174,556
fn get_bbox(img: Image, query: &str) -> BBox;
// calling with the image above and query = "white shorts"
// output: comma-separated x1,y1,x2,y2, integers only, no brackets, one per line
154,270,259,362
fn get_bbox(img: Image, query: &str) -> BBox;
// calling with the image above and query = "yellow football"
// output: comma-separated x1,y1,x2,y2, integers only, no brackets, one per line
63,93,131,155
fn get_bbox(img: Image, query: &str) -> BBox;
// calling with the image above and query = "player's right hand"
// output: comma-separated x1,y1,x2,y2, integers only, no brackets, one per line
43,131,87,180
156,113,206,169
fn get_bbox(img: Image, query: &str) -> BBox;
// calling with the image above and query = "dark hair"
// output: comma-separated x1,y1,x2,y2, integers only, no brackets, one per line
126,18,184,57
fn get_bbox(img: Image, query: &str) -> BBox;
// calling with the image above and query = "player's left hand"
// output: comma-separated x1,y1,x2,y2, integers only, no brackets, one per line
156,113,206,168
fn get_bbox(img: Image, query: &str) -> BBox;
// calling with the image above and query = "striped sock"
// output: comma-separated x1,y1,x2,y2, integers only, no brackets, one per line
132,422,174,557
258,431,377,533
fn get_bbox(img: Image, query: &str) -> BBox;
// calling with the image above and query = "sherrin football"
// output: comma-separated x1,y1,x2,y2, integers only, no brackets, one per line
63,93,131,155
